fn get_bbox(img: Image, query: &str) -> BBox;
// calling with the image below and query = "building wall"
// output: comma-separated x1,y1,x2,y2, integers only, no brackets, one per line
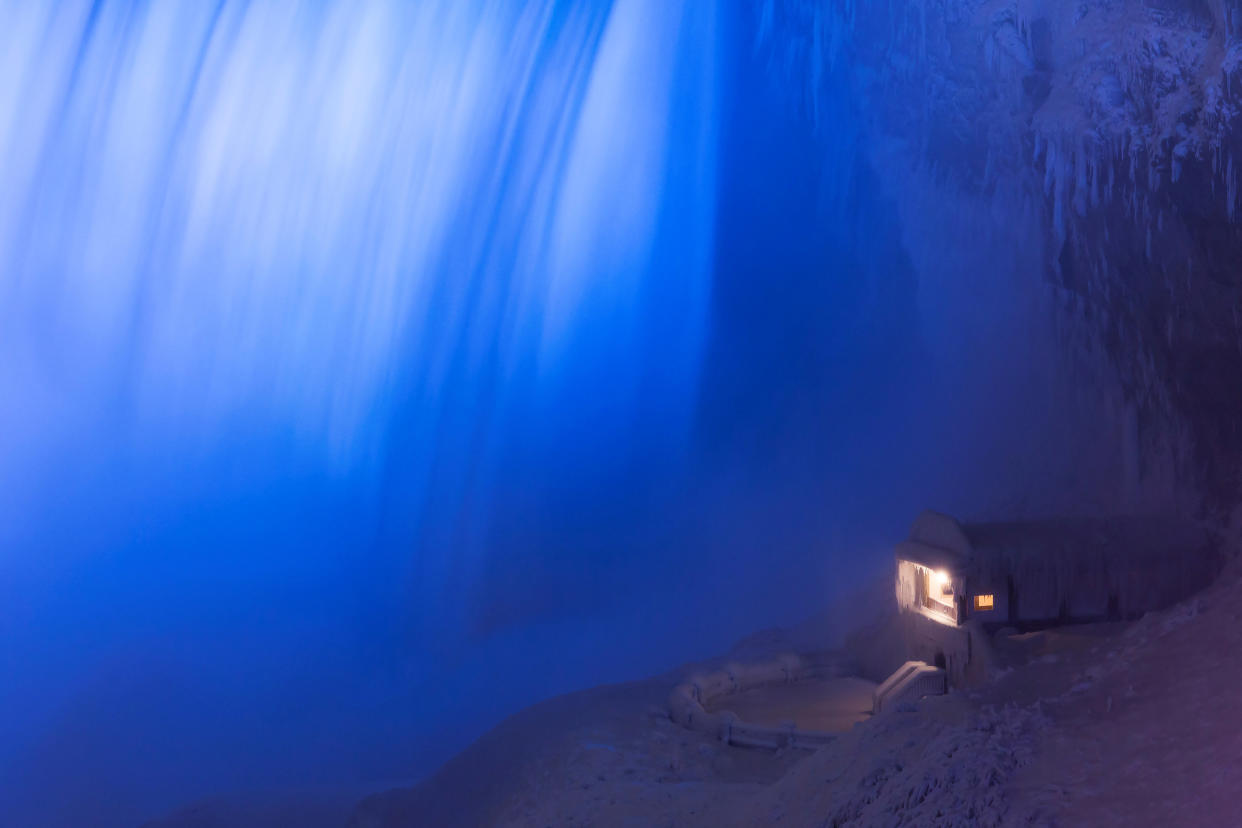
962,579,1010,627
895,559,919,612
964,518,1224,626
902,612,977,687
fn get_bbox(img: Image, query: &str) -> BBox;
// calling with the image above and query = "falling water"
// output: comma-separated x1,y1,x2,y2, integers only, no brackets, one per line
0,1,719,824
0,0,718,514
0,2,1131,825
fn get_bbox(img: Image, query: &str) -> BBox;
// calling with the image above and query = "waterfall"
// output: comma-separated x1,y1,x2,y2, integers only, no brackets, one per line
0,2,719,824
0,0,716,479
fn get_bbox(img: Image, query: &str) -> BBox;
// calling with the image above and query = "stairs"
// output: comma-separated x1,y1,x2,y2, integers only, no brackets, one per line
872,660,947,713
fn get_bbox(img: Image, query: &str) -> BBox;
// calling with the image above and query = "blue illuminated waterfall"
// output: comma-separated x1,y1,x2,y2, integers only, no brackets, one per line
0,0,717,494
1,6,721,615
0,2,721,825
0,0,1198,824
0,1,1115,826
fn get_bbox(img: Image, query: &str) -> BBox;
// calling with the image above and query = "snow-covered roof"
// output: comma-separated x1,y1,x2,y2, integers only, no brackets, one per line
897,511,1222,620
893,511,971,573
957,514,1220,619
961,516,1215,572
908,511,971,558
894,540,965,574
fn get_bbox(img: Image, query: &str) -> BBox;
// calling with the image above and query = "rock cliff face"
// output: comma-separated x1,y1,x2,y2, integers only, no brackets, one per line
755,0,1242,513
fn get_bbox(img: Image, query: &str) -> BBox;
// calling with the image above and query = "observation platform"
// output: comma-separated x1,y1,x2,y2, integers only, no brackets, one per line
702,675,875,733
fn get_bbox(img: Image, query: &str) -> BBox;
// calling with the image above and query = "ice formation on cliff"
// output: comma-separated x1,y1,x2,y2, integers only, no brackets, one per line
754,0,1242,511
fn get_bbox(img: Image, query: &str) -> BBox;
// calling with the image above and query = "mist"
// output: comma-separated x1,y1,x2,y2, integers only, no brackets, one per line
0,1,1165,825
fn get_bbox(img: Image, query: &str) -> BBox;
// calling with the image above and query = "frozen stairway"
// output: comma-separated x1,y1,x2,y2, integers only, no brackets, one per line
872,660,947,713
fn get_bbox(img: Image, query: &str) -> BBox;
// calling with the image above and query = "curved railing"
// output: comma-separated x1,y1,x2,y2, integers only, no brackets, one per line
665,651,852,749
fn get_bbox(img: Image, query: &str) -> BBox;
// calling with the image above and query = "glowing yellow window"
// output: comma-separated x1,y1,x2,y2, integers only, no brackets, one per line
973,594,995,611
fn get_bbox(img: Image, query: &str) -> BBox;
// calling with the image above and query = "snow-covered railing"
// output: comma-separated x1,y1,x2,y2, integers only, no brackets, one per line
665,651,850,750
871,660,924,712
872,660,946,713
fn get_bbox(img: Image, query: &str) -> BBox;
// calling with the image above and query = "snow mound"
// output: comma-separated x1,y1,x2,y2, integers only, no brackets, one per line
816,703,1048,827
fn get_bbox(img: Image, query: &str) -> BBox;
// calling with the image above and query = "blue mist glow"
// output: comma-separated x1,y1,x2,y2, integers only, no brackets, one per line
0,0,716,486
0,2,719,824
0,2,1081,825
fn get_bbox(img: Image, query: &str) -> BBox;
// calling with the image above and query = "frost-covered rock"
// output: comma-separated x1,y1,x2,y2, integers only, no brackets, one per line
750,0,1242,509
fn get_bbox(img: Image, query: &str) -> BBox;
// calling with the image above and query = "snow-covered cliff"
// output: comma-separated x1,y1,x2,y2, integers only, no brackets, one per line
755,0,1242,513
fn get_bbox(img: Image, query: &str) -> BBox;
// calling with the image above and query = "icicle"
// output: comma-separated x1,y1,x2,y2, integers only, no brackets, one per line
1090,147,1101,208
1171,139,1189,184
1053,164,1066,244
1229,154,1238,221
1074,143,1088,217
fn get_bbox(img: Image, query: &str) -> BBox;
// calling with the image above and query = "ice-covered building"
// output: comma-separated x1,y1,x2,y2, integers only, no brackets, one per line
894,510,1224,683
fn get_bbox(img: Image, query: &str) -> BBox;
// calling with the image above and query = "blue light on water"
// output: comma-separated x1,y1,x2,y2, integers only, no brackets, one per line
0,2,720,824
0,0,716,472
0,2,1090,825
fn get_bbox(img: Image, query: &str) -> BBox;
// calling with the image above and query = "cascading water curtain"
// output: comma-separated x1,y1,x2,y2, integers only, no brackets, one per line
0,0,717,465
0,2,718,612
0,1,719,824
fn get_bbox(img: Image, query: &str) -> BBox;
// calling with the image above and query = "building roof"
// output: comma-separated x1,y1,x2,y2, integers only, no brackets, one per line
960,515,1215,571
896,510,1224,621
908,510,971,557
893,511,969,573
893,540,965,573
899,511,1216,571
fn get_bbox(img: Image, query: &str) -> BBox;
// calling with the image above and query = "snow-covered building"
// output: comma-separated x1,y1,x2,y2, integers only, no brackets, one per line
895,510,1224,683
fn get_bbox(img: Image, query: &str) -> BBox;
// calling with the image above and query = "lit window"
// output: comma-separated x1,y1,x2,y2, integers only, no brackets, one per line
973,594,995,611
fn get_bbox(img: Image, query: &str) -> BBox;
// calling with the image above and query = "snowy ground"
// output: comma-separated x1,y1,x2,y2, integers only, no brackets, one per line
145,558,1242,826
343,556,1242,827
1007,560,1242,825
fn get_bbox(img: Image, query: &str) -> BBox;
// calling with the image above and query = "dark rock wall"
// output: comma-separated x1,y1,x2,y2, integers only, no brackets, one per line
755,0,1242,515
